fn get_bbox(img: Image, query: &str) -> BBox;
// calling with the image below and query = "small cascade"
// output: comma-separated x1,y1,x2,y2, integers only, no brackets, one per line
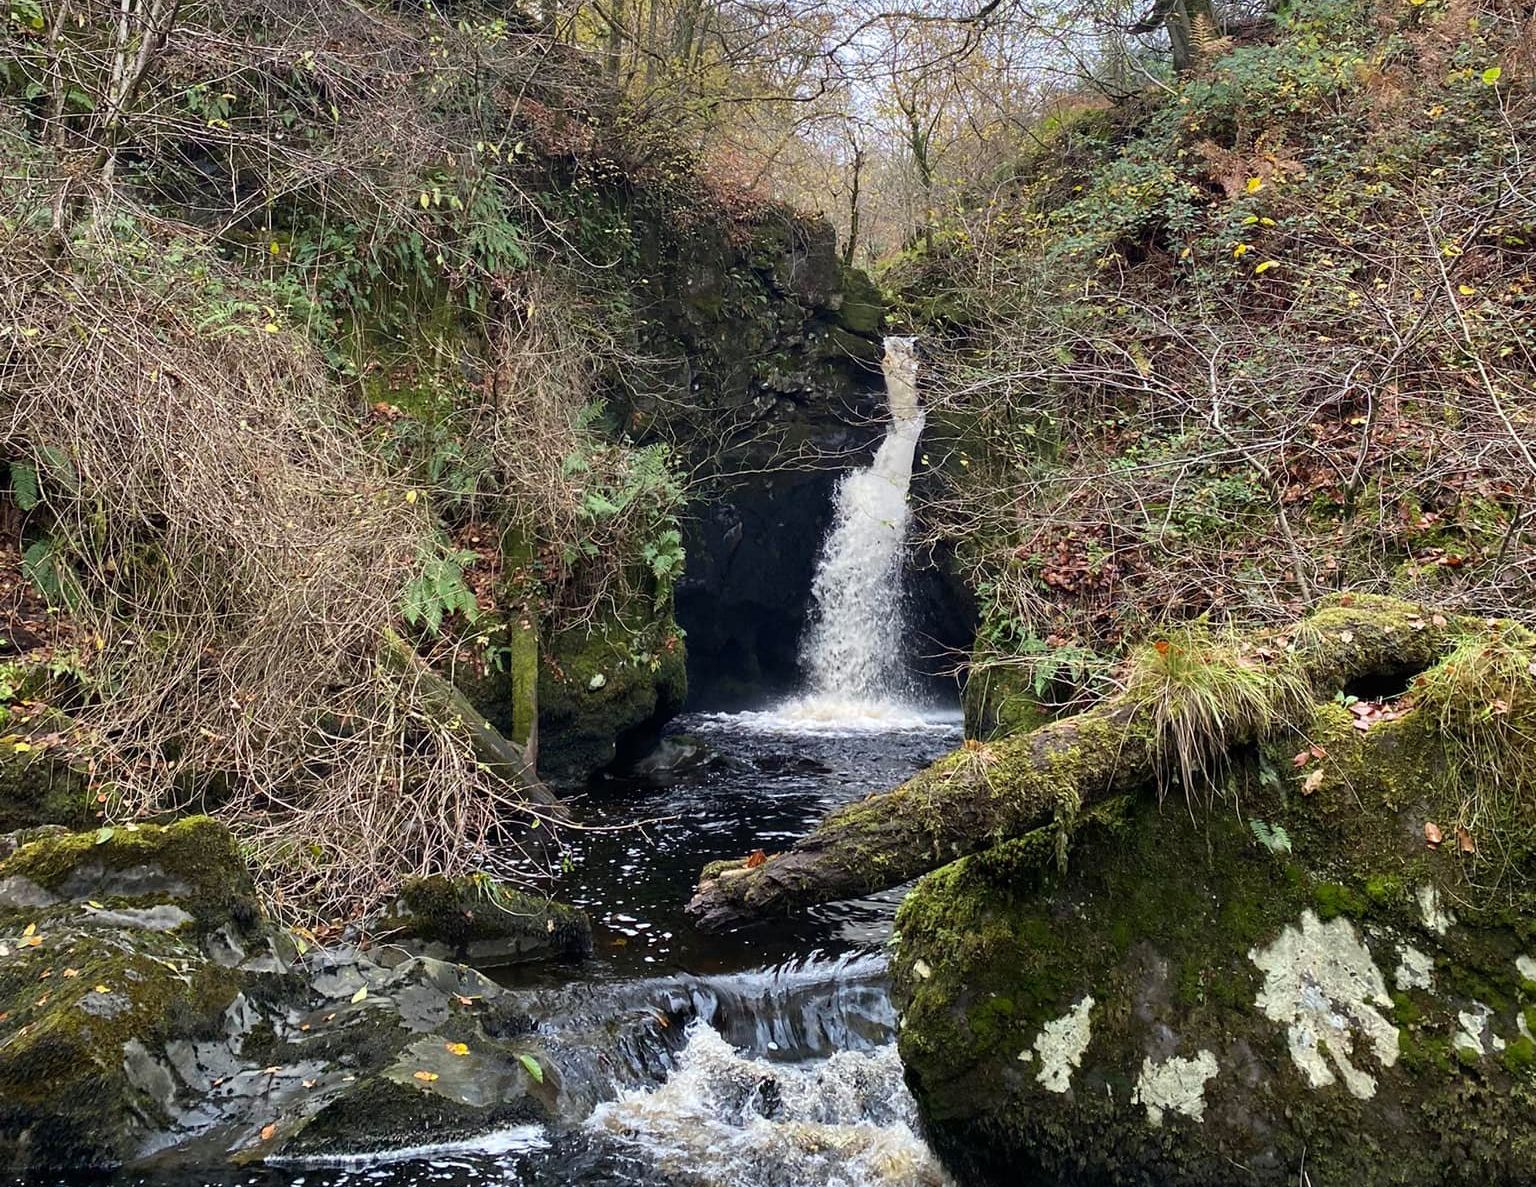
797,337,925,714
587,1025,950,1187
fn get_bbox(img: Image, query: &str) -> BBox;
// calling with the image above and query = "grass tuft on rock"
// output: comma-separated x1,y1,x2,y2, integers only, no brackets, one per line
1124,626,1310,806
1411,627,1536,880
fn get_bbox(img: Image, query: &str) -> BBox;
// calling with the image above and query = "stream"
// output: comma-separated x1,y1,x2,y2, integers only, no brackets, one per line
70,705,961,1187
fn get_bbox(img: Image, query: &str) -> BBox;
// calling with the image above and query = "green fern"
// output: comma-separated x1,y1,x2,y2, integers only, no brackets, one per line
1248,817,1292,856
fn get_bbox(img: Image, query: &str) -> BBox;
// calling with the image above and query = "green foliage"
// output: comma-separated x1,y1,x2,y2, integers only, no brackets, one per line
20,539,71,608
1248,817,1292,856
10,462,39,511
402,546,481,636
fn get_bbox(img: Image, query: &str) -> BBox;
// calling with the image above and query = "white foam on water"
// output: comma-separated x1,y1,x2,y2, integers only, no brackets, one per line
269,1124,550,1169
586,1023,953,1187
708,697,960,736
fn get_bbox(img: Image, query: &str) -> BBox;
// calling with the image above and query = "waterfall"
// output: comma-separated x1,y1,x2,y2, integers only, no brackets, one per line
799,337,925,708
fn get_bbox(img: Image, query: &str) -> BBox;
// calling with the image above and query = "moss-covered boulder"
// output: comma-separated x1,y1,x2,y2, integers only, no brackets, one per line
377,875,591,966
0,737,91,834
0,817,264,1168
538,610,686,784
893,642,1536,1186
962,660,1049,741
0,818,588,1169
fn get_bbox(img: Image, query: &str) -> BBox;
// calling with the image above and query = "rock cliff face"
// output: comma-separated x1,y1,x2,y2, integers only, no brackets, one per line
626,212,889,708
891,614,1536,1186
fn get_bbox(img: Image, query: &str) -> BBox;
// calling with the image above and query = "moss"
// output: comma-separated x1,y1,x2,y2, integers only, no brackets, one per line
0,739,91,835
963,661,1050,741
0,816,259,936
895,634,1536,1186
1502,1035,1536,1076
537,607,687,782
1313,881,1366,920
390,874,591,963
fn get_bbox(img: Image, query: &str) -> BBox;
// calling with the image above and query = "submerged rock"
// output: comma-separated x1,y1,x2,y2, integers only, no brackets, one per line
893,679,1536,1186
0,818,593,1170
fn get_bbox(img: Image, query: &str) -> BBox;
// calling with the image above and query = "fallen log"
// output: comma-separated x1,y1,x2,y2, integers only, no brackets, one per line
379,629,564,814
685,596,1464,931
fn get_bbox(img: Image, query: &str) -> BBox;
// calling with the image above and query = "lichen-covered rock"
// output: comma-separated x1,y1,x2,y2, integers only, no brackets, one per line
893,667,1536,1186
537,610,686,784
377,874,591,967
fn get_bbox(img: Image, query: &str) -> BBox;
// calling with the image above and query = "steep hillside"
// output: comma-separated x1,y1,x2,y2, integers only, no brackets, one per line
894,0,1536,726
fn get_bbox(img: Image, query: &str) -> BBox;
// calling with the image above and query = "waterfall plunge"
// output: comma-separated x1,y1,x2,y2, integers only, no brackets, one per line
794,338,925,719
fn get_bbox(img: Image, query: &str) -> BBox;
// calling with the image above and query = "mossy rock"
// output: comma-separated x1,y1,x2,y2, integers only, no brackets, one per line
379,874,591,967
537,611,686,784
0,739,91,835
962,661,1050,741
0,815,261,937
894,695,1536,1186
835,264,884,336
0,817,265,1168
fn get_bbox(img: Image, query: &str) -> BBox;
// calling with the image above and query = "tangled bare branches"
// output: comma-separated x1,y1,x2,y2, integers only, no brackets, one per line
0,208,554,921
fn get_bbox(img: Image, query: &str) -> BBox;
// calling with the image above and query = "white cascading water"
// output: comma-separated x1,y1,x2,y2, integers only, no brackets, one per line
787,337,926,724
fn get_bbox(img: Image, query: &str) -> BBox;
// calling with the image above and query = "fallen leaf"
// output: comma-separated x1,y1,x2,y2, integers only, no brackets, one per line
260,1124,277,1142
1433,614,1448,628
22,936,41,948
1302,769,1325,795
1292,749,1313,768
1457,826,1476,854
1425,821,1444,848
1339,630,1355,644
92,984,111,994
302,1078,317,1089
22,924,35,938
413,1070,440,1083
518,1053,544,1084
445,1042,469,1056
349,986,368,1004
745,849,767,870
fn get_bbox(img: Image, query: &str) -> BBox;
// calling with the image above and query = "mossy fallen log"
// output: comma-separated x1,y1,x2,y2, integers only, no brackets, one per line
378,630,563,812
685,596,1468,930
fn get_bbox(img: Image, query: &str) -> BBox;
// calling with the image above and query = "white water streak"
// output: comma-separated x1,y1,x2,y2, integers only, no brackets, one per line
800,338,925,708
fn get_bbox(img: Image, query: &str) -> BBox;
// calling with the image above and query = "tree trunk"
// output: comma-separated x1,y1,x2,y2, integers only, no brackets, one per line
1167,0,1217,73
379,630,562,812
685,598,1462,931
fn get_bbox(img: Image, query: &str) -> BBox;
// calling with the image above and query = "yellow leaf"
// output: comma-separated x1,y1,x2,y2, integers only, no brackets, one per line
260,1123,277,1141
1245,177,1263,193
1458,284,1477,296
405,490,419,504
419,191,431,209
22,923,35,938
1254,261,1278,275
413,1070,440,1082
1232,243,1251,258
350,986,368,1003
445,1041,469,1056
93,984,111,994
263,323,279,333
269,242,281,256
11,742,29,753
